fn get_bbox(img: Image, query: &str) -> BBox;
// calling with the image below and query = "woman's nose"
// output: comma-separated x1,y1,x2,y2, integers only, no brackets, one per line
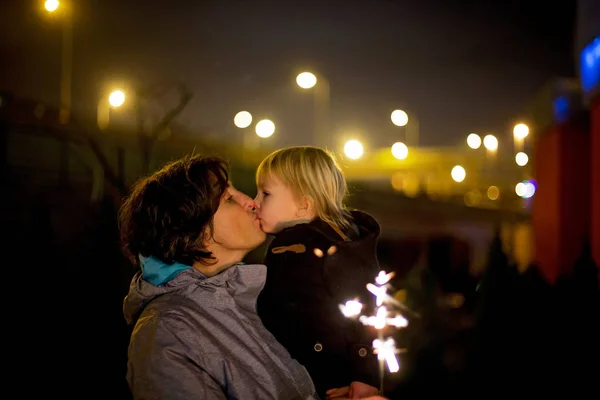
231,188,256,211
238,194,256,211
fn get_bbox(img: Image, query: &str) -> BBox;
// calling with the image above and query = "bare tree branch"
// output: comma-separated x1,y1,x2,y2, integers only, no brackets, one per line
84,133,128,197
139,84,194,174
148,85,193,140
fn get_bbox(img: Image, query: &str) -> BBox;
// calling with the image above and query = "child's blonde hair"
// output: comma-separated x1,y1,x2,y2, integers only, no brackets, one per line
256,146,350,230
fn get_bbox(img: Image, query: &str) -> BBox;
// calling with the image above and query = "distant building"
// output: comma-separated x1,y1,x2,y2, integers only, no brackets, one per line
576,0,600,55
577,0,600,102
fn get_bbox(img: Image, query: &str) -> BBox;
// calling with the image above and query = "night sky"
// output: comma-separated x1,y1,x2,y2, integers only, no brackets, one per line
1,0,577,149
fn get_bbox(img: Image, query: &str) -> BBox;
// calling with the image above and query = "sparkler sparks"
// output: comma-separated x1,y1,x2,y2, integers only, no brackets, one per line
339,299,363,317
339,269,411,391
373,338,400,373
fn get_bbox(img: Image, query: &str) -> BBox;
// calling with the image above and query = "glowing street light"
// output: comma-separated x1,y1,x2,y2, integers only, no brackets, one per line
45,0,60,12
483,134,498,151
487,186,500,200
467,133,481,149
523,182,536,198
296,72,317,89
344,139,364,160
513,123,529,152
255,119,275,138
451,165,466,182
98,89,127,130
234,111,253,129
390,110,409,127
108,90,126,108
515,152,529,166
391,109,420,146
515,181,535,198
391,142,408,160
513,123,529,140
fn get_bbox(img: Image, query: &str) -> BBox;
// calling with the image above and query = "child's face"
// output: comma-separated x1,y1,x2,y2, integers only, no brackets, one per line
254,175,305,234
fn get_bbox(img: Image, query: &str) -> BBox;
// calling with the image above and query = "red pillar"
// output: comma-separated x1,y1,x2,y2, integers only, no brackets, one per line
532,93,591,283
591,97,600,270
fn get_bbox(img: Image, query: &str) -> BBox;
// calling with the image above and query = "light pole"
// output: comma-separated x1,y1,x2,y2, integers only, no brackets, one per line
483,134,498,170
97,89,126,130
234,110,253,161
513,123,529,152
391,109,420,147
44,0,73,125
296,71,330,148
483,134,498,154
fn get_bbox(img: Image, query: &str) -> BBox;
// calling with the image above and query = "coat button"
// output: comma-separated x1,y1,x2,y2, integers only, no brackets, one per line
358,347,368,357
314,342,323,352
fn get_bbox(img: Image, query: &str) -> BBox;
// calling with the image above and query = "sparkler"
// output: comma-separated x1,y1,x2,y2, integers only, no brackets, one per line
339,270,411,393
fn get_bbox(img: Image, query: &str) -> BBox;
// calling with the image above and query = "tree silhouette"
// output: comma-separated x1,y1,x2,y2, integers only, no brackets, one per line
136,83,193,175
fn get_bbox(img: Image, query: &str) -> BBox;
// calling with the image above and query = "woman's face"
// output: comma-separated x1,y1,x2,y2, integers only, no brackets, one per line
210,185,266,255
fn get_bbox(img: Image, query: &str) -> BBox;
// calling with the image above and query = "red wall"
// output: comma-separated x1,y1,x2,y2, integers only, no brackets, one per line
533,127,561,283
591,98,600,272
533,120,591,283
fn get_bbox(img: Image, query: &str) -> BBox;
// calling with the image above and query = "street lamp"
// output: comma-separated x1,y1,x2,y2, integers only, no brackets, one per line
513,123,529,152
483,134,498,152
487,186,500,200
45,0,59,12
513,123,529,140
255,119,275,138
108,90,126,108
233,111,262,162
43,0,73,125
296,72,317,89
97,89,126,130
344,139,364,160
390,110,408,127
515,181,535,198
391,109,419,146
296,71,330,147
234,111,253,129
467,133,481,149
451,165,466,182
391,142,408,160
515,152,529,166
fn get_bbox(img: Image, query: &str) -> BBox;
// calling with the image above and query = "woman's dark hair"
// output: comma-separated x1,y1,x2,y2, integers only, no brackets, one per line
118,155,229,266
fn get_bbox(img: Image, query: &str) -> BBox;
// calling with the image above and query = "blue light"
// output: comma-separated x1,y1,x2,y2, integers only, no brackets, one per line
580,36,600,95
522,180,536,199
552,96,569,123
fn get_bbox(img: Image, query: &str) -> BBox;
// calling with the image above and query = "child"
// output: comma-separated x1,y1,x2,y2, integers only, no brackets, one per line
254,146,381,398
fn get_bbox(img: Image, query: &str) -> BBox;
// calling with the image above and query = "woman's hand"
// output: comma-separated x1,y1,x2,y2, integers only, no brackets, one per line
325,381,382,399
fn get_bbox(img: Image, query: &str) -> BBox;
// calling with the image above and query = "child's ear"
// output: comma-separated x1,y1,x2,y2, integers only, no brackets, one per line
296,195,314,218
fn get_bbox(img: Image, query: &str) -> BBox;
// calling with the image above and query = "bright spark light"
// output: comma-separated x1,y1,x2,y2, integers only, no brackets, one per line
339,299,363,317
374,338,400,373
339,270,411,376
366,283,388,306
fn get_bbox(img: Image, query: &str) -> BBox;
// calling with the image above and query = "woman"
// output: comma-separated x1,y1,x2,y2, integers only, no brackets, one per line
120,155,317,399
